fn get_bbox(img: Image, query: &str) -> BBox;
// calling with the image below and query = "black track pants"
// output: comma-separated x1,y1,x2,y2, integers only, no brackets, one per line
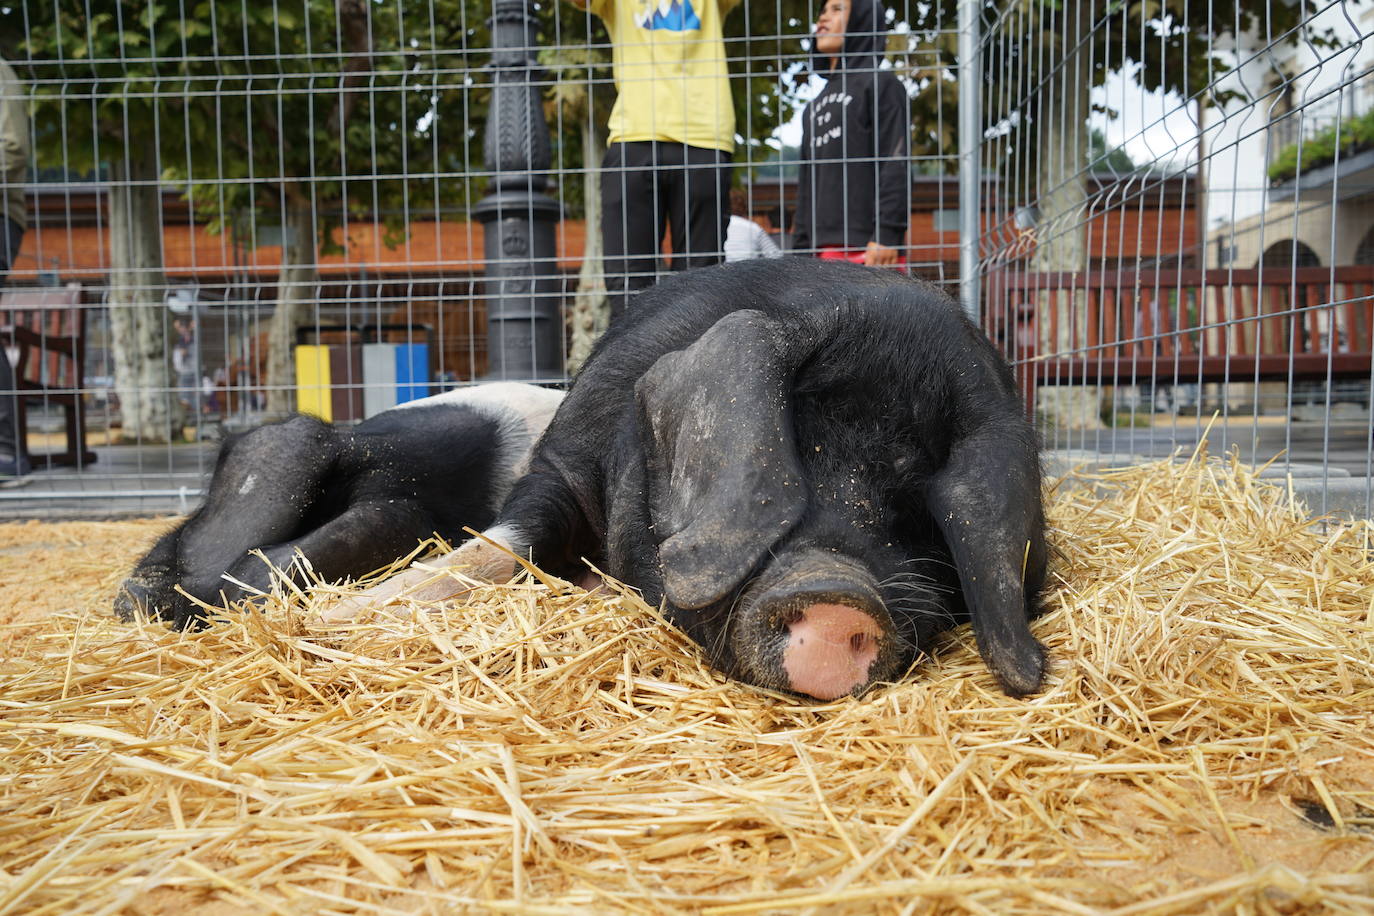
600,141,732,322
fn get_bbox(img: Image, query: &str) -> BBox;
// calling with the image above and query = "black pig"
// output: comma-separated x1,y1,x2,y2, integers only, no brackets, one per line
117,382,563,628
326,259,1047,699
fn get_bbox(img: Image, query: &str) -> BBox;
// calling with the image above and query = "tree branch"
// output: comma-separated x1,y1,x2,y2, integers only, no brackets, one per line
328,0,373,137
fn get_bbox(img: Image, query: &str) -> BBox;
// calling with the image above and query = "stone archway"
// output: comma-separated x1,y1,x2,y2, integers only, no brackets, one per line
1354,224,1374,265
1258,238,1322,269
1239,239,1323,413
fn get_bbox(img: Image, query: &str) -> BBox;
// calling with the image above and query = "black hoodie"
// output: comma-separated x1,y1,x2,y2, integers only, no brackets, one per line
789,0,910,253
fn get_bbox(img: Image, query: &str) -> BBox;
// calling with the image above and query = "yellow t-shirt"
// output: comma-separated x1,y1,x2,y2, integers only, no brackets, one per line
587,0,738,153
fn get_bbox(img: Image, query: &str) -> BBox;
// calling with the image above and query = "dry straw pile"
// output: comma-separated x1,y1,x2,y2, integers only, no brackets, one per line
1,447,1372,914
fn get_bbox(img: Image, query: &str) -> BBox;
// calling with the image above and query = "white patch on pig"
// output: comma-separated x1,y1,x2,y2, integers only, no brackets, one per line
476,522,526,555
444,523,530,583
387,382,565,514
238,473,257,496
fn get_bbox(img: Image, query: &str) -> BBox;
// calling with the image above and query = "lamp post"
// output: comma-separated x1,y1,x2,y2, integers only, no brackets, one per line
473,0,564,380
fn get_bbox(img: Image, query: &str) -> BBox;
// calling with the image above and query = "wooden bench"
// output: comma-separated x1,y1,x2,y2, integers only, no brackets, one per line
1,283,97,467
983,267,1374,412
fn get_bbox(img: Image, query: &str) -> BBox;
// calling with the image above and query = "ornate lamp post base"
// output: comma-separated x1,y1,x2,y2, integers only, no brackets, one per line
476,0,564,382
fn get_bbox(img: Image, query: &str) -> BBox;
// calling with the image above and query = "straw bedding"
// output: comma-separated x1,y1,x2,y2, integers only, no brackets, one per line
1,447,1372,915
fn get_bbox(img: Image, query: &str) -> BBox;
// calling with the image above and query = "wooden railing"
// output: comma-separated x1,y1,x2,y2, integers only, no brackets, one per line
982,266,1374,410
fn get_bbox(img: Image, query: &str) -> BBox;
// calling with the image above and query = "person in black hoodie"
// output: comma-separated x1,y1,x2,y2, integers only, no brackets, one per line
790,0,910,267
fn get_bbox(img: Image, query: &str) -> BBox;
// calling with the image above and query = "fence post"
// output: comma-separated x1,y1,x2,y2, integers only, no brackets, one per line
957,0,982,325
473,0,564,381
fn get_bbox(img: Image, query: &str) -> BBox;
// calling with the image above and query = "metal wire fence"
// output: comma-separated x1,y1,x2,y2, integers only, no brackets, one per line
0,0,1371,518
974,0,1374,517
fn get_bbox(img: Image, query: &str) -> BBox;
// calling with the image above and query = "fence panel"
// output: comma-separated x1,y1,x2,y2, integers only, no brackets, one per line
3,0,1372,518
1,0,967,515
973,0,1374,517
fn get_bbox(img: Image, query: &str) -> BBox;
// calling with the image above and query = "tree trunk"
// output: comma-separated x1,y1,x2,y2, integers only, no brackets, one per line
108,144,186,443
264,195,319,418
567,121,608,375
1031,0,1100,430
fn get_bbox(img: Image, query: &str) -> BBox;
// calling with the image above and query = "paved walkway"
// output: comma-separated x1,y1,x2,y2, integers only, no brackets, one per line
2,440,219,520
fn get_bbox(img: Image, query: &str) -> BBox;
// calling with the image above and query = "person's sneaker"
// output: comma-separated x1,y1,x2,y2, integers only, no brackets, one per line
0,453,31,489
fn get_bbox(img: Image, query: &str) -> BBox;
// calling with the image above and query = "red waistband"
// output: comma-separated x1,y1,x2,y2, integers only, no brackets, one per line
817,246,908,266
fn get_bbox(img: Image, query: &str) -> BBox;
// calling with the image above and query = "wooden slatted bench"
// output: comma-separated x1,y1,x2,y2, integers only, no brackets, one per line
1,283,97,467
983,267,1374,412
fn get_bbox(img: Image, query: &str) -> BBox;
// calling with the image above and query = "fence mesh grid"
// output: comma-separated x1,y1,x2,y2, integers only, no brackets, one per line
0,0,1371,517
975,0,1373,519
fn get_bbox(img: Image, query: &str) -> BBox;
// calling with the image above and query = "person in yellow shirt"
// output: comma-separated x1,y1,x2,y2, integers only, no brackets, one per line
570,0,740,320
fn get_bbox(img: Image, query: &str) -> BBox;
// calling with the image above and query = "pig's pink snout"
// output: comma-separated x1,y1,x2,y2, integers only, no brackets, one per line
782,603,883,700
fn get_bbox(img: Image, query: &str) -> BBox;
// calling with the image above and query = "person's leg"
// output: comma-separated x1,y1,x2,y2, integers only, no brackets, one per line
601,141,665,322
669,146,731,272
0,216,28,483
0,345,20,483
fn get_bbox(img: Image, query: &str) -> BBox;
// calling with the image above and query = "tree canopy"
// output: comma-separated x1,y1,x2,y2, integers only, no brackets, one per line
7,0,500,249
5,0,1332,223
5,0,834,232
897,0,1331,178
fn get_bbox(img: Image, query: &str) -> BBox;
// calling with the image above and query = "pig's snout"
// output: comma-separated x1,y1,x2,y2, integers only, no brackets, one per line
782,602,884,700
732,552,898,701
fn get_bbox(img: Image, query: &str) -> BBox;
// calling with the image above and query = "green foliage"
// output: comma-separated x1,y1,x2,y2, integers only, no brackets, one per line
539,8,614,221
1267,106,1374,185
1100,406,1155,427
725,0,814,168
5,0,1328,239
1088,127,1137,174
896,0,1332,178
8,0,493,253
888,18,958,173
6,0,821,236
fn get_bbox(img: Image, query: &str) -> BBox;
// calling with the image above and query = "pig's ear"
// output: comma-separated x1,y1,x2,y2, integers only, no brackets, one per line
635,310,808,610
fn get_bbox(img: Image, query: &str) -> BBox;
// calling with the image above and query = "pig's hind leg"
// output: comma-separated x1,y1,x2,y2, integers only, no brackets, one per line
115,525,187,624
224,494,441,605
320,459,596,624
140,416,341,627
318,523,523,623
